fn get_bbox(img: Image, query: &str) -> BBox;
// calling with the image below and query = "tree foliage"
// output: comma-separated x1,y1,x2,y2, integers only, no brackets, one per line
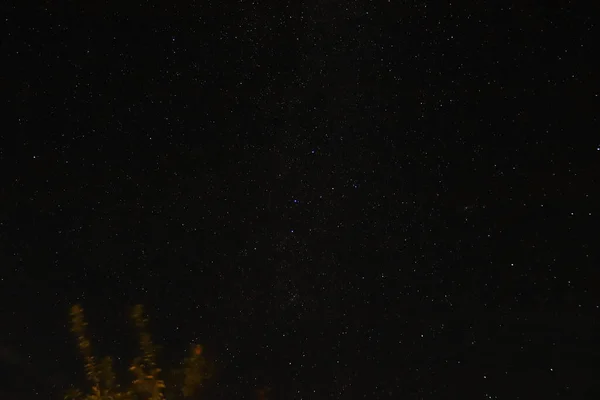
66,304,212,400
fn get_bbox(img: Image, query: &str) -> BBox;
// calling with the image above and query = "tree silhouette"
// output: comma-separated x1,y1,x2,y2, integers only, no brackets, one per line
66,304,212,400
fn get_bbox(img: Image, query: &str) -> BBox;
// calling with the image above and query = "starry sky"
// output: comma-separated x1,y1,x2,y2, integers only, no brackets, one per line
2,1,600,399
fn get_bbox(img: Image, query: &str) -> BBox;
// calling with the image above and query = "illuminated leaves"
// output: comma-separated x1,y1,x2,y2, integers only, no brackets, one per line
67,304,211,400
130,304,165,400
69,305,99,387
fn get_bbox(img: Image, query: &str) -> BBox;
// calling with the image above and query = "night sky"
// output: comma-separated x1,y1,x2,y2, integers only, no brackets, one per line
2,2,600,399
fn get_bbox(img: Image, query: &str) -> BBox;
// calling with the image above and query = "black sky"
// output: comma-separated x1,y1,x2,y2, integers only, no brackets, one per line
2,1,600,399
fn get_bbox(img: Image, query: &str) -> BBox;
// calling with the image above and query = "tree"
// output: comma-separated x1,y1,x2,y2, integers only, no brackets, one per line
66,304,212,400
67,304,132,400
129,305,165,400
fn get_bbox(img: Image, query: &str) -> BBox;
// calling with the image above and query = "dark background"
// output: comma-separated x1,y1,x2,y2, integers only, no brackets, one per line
1,1,599,398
